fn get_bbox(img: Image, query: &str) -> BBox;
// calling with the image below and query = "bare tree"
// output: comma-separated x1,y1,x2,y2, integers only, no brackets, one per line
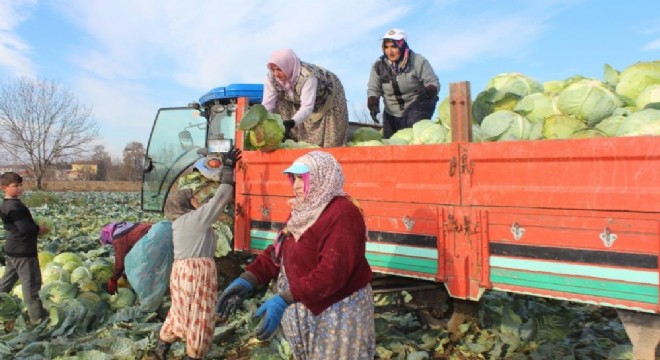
122,141,145,181
0,77,98,189
91,145,112,180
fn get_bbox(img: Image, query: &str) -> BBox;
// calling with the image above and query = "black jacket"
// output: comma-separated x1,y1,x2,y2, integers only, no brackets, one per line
0,198,39,257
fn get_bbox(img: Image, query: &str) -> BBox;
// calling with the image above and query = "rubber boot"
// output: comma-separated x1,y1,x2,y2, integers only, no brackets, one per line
153,340,172,360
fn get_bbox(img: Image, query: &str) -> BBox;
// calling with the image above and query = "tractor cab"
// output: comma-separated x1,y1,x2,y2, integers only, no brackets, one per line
141,84,262,212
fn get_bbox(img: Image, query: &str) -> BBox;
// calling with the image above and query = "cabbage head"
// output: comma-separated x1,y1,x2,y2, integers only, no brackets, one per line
239,104,285,151
351,140,385,147
90,258,114,283
543,80,565,94
33,216,54,237
542,115,587,139
480,110,532,141
39,280,77,304
410,120,448,145
38,251,55,270
616,61,660,106
109,288,136,310
473,73,544,124
636,84,660,110
390,128,413,143
595,115,626,136
557,79,621,127
0,293,21,321
52,252,83,268
351,127,382,142
513,93,560,123
435,96,451,127
570,129,607,139
42,262,71,284
616,108,660,136
278,139,320,149
70,266,93,284
382,138,409,145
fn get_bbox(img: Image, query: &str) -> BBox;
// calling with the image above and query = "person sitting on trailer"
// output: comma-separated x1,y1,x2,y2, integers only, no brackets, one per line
367,28,440,138
216,150,375,360
262,48,349,148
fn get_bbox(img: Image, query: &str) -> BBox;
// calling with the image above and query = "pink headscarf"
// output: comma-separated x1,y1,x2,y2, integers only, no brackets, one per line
267,49,301,91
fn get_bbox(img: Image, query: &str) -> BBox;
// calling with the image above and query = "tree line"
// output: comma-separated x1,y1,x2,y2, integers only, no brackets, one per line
0,77,145,189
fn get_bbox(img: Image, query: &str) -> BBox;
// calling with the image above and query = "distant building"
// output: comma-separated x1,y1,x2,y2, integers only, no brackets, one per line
70,161,98,180
0,165,33,179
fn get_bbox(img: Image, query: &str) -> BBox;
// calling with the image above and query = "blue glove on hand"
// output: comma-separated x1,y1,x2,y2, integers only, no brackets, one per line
216,277,254,318
255,294,290,339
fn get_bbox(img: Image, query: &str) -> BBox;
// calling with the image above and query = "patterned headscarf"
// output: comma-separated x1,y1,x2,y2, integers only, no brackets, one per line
381,39,411,74
285,151,346,241
267,49,301,92
163,189,195,221
99,221,138,245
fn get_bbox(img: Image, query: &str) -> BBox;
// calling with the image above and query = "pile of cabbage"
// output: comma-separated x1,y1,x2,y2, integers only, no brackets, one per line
345,60,659,146
450,60,660,142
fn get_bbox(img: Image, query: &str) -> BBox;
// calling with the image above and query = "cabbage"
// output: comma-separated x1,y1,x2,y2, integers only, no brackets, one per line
636,84,660,110
42,262,71,284
382,138,410,145
570,129,607,139
603,64,620,88
543,80,565,94
595,115,626,136
70,266,93,284
615,61,660,105
77,279,99,293
390,128,414,143
410,120,448,145
39,281,78,304
615,108,660,136
435,96,451,127
90,258,114,283
33,216,54,237
513,93,560,124
277,139,320,149
239,104,285,151
350,140,385,146
351,127,382,142
52,252,83,268
473,73,544,124
557,79,621,127
109,288,136,310
0,293,21,321
480,110,532,141
542,115,587,139
38,251,55,270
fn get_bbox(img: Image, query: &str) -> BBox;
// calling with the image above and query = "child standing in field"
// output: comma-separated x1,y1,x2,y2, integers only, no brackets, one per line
0,172,48,325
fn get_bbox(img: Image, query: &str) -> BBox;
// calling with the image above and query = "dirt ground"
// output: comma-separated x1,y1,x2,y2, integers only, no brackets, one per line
23,180,141,192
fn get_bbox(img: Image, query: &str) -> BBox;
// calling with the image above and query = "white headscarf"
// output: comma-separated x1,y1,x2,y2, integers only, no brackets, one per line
285,151,346,240
267,49,301,92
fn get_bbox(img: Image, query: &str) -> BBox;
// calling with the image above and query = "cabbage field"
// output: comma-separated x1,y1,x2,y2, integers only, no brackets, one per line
0,191,643,359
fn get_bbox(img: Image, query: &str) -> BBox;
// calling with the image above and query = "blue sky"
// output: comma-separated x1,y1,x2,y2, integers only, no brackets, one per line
1,0,658,160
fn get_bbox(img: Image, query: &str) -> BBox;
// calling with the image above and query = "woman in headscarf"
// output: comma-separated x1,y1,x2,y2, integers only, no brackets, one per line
153,148,241,360
367,28,440,138
262,49,349,148
98,221,153,294
217,151,375,360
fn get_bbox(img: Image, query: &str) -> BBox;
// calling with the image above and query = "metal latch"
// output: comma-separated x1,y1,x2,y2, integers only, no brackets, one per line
511,222,525,240
599,227,618,247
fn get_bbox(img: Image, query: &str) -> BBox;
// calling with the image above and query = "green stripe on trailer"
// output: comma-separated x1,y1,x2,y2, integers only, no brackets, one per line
490,256,658,285
250,229,277,241
366,252,437,275
250,239,271,250
366,242,437,259
491,267,658,304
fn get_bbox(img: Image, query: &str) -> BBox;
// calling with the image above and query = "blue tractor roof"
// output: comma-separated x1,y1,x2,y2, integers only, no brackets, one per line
199,83,263,106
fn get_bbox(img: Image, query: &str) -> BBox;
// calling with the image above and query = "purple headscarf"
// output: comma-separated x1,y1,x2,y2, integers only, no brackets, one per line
99,221,138,245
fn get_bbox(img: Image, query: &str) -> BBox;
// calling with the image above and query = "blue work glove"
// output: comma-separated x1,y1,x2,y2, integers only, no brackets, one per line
254,294,290,339
216,277,254,318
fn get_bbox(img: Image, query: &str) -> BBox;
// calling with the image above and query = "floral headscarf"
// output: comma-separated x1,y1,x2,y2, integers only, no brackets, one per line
163,189,195,221
381,39,411,74
285,151,346,241
267,49,301,92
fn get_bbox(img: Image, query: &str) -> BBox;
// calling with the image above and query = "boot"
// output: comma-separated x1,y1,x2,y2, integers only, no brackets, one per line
153,340,172,360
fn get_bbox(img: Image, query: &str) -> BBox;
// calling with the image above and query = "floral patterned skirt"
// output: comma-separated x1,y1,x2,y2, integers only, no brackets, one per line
159,257,217,358
277,269,375,360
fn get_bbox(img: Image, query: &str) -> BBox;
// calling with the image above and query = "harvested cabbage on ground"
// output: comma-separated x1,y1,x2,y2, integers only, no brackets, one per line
0,192,638,359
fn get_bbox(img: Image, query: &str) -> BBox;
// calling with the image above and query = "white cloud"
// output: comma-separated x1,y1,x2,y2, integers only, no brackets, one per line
0,0,36,77
642,38,660,51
